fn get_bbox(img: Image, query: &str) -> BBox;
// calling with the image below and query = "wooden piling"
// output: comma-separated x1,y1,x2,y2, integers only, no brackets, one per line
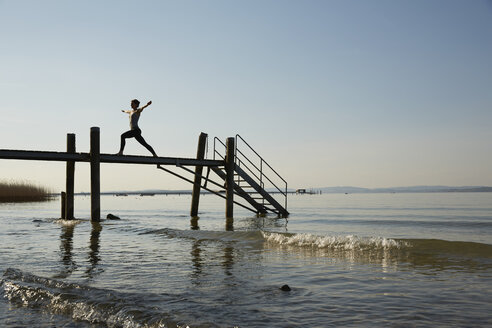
90,127,100,222
190,132,208,218
65,133,75,220
226,218,234,231
61,192,66,220
225,137,235,219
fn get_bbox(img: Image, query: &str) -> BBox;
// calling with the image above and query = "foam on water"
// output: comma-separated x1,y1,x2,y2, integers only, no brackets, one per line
54,219,85,226
262,232,404,250
1,268,188,328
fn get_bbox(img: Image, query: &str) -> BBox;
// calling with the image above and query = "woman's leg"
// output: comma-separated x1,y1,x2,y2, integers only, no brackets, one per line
135,133,158,157
118,130,138,155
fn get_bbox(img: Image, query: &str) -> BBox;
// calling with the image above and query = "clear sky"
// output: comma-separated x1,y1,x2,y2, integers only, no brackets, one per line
1,0,491,192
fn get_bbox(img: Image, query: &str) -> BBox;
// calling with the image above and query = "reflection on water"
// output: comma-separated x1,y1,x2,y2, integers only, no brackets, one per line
222,245,234,277
86,222,103,279
54,221,104,280
242,215,289,232
190,240,203,282
189,239,237,285
55,223,76,279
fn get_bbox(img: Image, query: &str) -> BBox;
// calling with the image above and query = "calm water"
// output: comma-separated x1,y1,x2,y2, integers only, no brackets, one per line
1,193,491,327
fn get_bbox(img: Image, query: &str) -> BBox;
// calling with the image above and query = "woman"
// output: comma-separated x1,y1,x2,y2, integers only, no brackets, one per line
117,99,158,157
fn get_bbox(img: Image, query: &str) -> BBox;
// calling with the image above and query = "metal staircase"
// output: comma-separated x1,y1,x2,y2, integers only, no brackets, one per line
156,133,289,217
210,135,289,217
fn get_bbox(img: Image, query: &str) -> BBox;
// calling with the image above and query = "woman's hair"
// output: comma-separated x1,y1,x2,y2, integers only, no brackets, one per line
131,99,140,107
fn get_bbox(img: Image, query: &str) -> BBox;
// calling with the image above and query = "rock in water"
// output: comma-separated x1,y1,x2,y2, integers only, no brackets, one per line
106,213,121,220
280,284,291,291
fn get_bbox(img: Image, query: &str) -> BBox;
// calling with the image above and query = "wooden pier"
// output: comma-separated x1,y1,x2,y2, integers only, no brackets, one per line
0,127,289,224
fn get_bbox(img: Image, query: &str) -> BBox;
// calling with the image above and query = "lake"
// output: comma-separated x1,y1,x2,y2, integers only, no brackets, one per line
1,192,491,327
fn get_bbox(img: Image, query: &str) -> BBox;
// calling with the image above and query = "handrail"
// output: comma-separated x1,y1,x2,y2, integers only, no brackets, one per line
236,151,285,195
235,155,285,197
236,156,261,183
235,134,288,211
211,134,288,216
235,135,288,186
213,137,226,161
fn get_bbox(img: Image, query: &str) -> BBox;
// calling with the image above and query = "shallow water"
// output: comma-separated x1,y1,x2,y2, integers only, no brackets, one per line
1,193,491,327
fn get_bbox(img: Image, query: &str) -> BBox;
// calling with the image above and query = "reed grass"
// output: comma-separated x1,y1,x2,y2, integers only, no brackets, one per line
0,181,53,202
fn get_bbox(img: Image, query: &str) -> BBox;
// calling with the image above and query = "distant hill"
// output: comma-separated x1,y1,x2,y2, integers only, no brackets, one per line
319,186,492,194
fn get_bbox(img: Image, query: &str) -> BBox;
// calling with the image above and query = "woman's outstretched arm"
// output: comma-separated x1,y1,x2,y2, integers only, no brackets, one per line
138,101,152,113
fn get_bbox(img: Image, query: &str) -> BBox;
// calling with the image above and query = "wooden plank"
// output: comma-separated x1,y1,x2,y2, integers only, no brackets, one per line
100,154,222,167
0,149,223,167
0,149,89,162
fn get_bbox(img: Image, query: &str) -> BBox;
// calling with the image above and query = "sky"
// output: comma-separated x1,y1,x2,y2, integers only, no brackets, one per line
1,0,491,192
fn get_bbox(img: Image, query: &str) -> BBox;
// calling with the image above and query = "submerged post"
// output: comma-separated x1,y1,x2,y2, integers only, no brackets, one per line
90,127,100,222
225,137,235,220
61,192,66,220
190,132,208,218
66,133,75,220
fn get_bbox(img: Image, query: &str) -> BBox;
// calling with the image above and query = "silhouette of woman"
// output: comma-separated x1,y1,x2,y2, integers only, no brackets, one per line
117,99,158,157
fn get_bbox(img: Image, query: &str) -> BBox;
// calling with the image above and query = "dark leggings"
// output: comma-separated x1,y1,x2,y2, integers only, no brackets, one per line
119,128,157,156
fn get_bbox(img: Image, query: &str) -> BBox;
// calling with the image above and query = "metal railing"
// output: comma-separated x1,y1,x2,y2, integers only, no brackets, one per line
213,135,288,214
234,135,288,212
213,137,226,161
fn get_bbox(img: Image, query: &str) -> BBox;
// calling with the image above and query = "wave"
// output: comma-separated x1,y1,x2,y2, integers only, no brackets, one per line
1,268,188,328
54,218,85,226
260,233,492,272
262,232,404,251
138,227,492,273
141,227,492,258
